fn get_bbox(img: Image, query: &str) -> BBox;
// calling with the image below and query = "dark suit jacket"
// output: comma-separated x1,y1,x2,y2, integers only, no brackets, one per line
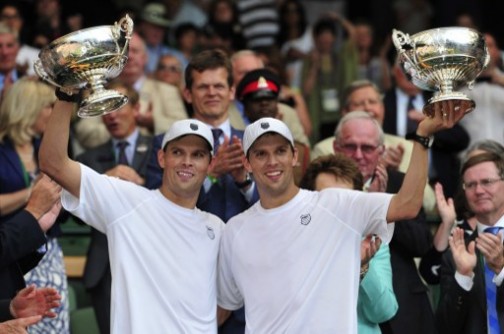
145,128,259,222
437,230,504,334
383,88,470,198
379,169,437,334
76,134,153,290
0,210,47,321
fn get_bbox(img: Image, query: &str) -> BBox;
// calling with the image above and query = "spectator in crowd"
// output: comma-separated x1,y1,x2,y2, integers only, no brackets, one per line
437,152,504,333
333,111,437,334
173,23,199,67
33,0,81,44
137,2,186,74
354,19,392,92
40,89,225,333
302,13,359,144
73,32,187,150
0,78,69,334
264,53,312,137
230,50,310,146
300,153,398,334
203,0,244,53
419,140,504,286
235,0,279,51
311,79,436,214
459,32,504,151
235,68,311,184
0,3,39,76
0,22,20,99
76,81,153,334
277,0,313,90
154,54,184,93
217,102,465,332
162,0,207,44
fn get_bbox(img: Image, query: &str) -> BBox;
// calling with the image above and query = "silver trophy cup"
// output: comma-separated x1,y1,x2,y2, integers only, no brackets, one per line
34,15,134,117
392,27,490,117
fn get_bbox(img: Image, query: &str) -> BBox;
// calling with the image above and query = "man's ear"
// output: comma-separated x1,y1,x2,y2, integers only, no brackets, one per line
242,154,252,173
157,148,166,169
291,146,299,168
182,87,192,104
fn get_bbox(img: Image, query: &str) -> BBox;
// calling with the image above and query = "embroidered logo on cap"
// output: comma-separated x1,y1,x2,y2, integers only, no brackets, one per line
190,123,199,131
260,122,270,129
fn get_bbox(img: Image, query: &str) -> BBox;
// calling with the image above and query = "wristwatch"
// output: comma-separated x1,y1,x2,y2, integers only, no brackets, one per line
406,132,434,149
235,173,253,189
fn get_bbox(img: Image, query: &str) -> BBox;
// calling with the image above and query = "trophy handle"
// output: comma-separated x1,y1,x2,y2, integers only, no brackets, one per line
113,15,134,57
34,59,63,89
392,29,420,70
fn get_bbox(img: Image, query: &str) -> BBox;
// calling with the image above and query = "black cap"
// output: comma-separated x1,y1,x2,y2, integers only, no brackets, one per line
236,68,281,102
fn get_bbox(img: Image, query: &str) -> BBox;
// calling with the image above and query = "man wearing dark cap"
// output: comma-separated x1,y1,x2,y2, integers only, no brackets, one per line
236,69,310,184
236,68,281,122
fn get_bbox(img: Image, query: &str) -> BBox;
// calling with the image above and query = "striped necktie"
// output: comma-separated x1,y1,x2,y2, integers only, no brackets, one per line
117,141,129,166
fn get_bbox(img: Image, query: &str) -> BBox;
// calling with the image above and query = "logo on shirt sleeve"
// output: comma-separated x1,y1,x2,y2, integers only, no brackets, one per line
300,214,311,226
206,226,215,240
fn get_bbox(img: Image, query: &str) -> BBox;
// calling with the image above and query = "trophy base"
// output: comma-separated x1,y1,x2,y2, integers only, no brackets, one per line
78,91,129,118
423,95,475,118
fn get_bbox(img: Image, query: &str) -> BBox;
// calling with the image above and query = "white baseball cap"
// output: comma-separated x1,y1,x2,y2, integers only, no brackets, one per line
161,119,214,153
243,117,295,156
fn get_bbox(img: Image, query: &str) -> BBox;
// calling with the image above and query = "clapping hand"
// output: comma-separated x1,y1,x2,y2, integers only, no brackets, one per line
448,227,477,276
208,135,245,179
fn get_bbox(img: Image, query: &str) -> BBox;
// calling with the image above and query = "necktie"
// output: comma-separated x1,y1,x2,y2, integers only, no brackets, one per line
406,95,418,134
211,128,223,153
117,141,129,165
483,226,503,334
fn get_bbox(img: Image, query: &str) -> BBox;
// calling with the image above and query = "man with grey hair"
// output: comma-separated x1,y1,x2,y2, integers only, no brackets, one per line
334,111,437,334
312,79,437,213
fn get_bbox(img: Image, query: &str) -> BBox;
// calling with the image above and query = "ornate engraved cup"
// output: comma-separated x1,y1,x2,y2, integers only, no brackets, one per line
392,27,490,117
34,15,134,117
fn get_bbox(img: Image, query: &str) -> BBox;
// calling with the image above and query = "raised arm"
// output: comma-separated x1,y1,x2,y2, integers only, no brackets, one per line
38,99,81,198
387,102,466,222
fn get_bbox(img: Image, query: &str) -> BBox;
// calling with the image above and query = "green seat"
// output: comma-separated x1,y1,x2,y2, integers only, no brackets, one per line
70,307,100,334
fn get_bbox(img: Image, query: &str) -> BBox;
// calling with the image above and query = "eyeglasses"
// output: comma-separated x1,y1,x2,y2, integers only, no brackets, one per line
338,143,381,155
157,64,181,73
462,178,503,191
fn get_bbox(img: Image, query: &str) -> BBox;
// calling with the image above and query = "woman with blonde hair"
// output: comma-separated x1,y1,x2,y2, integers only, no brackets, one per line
0,77,69,334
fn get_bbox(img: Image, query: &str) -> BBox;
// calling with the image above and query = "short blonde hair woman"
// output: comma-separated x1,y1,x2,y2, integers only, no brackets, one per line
0,77,70,333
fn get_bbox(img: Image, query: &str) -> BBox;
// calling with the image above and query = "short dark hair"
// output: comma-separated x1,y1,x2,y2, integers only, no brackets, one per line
184,49,233,89
313,18,336,37
461,152,504,180
300,154,363,190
